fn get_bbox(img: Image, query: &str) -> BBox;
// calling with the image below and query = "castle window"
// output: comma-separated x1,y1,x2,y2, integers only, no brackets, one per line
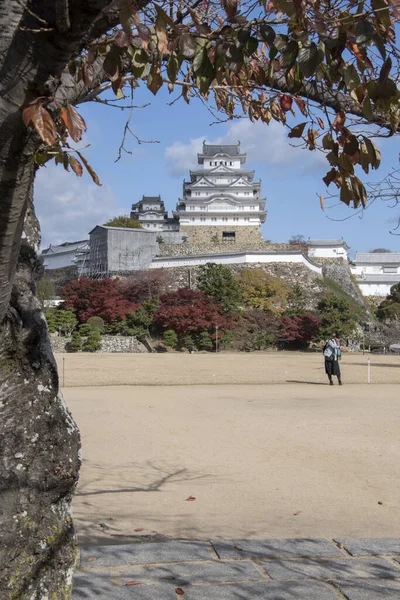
223,231,235,242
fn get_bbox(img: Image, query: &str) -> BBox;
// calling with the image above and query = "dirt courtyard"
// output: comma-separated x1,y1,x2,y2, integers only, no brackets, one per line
62,353,400,546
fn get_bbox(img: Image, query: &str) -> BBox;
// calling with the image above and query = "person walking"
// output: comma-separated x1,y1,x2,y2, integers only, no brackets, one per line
323,334,343,386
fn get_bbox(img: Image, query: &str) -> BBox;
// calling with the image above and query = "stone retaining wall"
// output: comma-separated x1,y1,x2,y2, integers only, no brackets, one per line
158,241,296,257
163,262,325,309
50,335,147,353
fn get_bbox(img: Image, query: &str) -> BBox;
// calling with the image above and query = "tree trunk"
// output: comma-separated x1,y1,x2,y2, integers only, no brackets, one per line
0,177,81,599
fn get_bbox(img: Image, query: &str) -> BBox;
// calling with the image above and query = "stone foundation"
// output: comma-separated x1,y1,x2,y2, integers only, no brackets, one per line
180,225,264,245
50,335,147,353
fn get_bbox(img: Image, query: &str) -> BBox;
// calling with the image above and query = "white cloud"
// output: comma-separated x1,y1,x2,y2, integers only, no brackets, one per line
165,136,205,176
34,165,120,248
165,119,325,177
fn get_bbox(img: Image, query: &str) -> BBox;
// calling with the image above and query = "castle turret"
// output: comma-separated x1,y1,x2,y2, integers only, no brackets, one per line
173,142,266,244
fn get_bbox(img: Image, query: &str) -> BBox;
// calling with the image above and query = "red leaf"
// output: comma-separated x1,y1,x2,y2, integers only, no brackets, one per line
125,581,143,586
279,94,292,112
60,105,87,143
185,496,196,501
293,96,307,116
23,102,58,145
222,0,238,18
294,511,301,516
333,110,346,132
77,151,102,186
317,116,325,129
176,588,185,596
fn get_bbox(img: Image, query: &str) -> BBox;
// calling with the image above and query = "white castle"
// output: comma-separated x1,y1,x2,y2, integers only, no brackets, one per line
131,142,266,244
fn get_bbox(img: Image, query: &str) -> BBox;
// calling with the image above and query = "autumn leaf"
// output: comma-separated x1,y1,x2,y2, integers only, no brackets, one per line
307,128,317,150
234,545,244,551
125,581,143,586
294,511,301,515
114,29,132,47
317,117,325,129
69,156,83,177
23,102,58,145
155,14,169,55
320,194,325,210
77,151,102,186
185,496,196,501
293,97,307,116
333,110,346,132
134,527,145,532
288,122,307,138
60,104,87,143
147,59,163,95
222,0,238,18
176,588,185,596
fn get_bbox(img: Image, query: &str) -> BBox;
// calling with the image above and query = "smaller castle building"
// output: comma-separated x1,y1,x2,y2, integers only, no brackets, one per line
130,195,179,232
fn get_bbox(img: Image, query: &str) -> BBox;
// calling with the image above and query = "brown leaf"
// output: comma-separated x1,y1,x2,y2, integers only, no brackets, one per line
288,122,307,138
60,105,87,143
320,194,325,210
185,496,196,501
161,576,176,580
147,59,163,95
333,110,346,132
30,103,58,145
338,542,344,550
82,62,94,86
77,151,102,186
176,588,185,596
137,23,151,50
22,101,40,127
86,557,97,562
155,14,169,54
221,0,238,18
294,511,301,516
125,581,143,586
323,167,337,187
307,128,317,150
134,528,145,532
293,97,307,116
69,156,83,177
115,29,132,47
234,545,243,551
317,116,325,129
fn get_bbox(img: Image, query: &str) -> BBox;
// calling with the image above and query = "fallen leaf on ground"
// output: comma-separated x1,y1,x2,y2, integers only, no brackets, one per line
293,511,301,516
176,588,185,595
86,557,97,562
161,576,176,580
234,545,243,551
185,496,196,501
338,542,344,550
125,581,143,586
378,501,383,505
134,528,145,532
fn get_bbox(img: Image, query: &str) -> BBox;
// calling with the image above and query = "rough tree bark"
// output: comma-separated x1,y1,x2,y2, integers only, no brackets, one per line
0,2,111,597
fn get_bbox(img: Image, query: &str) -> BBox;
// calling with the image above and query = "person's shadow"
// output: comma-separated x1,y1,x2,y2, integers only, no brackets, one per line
286,380,327,385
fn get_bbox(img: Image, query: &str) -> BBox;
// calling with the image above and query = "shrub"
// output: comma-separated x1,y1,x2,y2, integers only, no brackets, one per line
163,329,178,348
87,316,105,332
197,263,242,312
84,330,102,352
79,323,92,336
181,335,195,350
69,332,83,352
198,331,213,351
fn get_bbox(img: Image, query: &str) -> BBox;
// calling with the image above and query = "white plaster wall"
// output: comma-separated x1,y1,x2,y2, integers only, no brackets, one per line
150,252,322,274
358,282,392,296
308,247,348,258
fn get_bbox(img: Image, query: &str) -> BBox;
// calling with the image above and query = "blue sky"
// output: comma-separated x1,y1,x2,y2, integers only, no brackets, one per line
35,83,400,255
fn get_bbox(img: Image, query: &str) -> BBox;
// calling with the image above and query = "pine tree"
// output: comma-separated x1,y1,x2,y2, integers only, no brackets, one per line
84,330,102,352
69,332,83,352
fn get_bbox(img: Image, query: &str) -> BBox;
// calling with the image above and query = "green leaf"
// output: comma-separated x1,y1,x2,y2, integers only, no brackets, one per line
355,19,375,45
298,42,319,78
288,122,307,138
372,0,391,29
343,63,361,91
193,47,206,74
259,24,276,46
243,36,258,56
280,40,298,70
167,53,180,83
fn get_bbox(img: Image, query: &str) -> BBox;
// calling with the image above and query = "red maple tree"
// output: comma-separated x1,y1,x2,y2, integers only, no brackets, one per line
154,289,236,335
61,278,139,323
280,313,321,345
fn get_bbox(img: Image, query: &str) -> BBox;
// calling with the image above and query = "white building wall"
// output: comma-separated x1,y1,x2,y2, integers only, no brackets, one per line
150,252,322,274
357,282,393,296
308,246,348,258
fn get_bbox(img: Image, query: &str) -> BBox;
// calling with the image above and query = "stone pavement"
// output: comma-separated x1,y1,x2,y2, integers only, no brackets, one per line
73,538,400,599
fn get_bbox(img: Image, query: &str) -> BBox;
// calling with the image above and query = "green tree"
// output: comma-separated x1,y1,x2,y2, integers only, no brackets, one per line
376,283,400,321
181,335,195,350
198,331,213,351
87,316,105,333
287,283,307,315
104,215,142,228
44,308,77,336
317,296,361,340
69,332,83,352
163,329,178,348
79,323,92,336
197,263,242,312
84,330,102,352
36,280,55,309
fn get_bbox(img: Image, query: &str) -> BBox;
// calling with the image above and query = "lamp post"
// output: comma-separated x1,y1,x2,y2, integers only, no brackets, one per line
215,324,219,353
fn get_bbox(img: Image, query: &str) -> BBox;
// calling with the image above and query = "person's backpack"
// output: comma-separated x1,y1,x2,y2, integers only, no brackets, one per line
322,341,328,354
